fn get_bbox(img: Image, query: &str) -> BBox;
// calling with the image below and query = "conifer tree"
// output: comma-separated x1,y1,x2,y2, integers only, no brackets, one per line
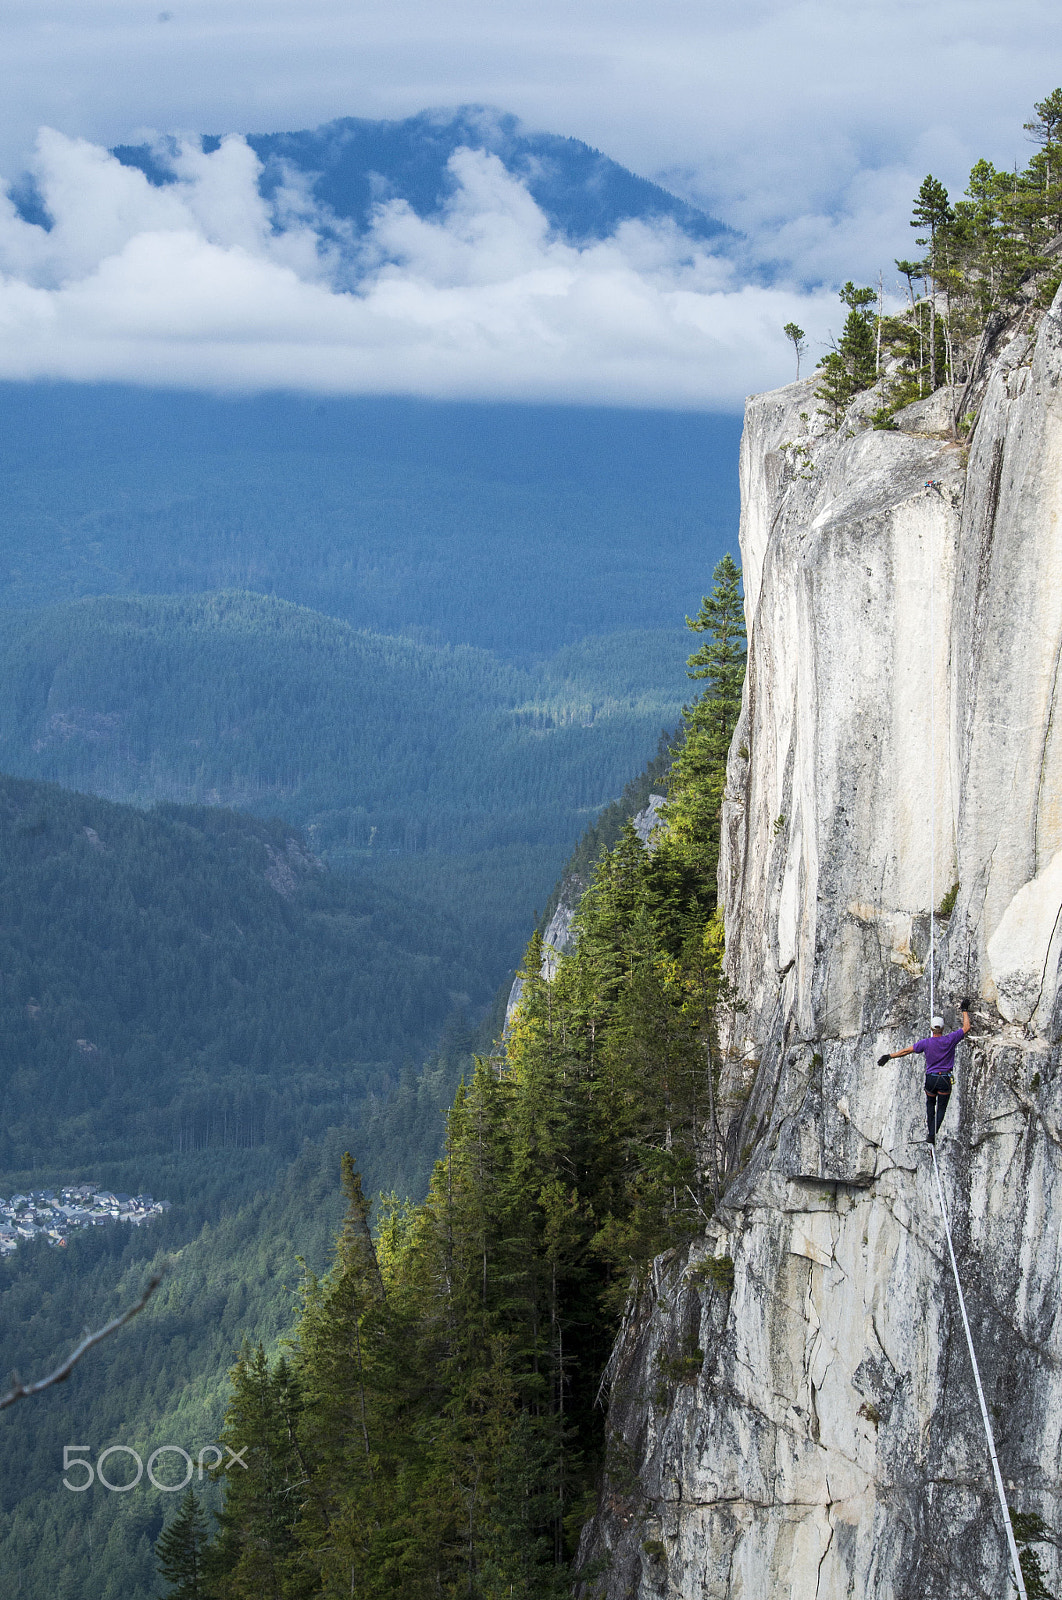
783,321,807,379
207,1346,313,1599
656,552,746,905
684,553,746,727
838,283,878,390
156,1489,210,1600
1025,87,1062,230
295,1153,385,1568
895,258,922,311
814,283,879,422
911,175,953,391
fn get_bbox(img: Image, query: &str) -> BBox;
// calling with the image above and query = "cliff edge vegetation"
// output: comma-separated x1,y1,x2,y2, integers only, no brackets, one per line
812,88,1062,430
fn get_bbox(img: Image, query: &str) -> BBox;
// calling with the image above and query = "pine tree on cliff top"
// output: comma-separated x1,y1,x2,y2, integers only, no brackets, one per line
815,283,879,424
1025,87,1062,232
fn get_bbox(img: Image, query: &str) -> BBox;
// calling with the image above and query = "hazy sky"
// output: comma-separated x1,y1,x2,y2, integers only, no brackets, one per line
0,0,1058,406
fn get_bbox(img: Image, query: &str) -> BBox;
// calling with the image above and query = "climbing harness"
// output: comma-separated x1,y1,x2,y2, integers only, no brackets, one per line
930,1146,1028,1599
922,481,1028,1598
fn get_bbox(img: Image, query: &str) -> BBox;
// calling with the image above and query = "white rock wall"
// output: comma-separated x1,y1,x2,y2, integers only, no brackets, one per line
578,298,1062,1599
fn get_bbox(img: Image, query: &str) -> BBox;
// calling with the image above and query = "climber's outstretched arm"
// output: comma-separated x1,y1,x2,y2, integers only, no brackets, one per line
878,1045,915,1065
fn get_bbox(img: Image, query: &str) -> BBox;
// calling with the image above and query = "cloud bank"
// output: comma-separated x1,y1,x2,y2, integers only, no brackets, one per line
0,130,840,407
1,0,1058,302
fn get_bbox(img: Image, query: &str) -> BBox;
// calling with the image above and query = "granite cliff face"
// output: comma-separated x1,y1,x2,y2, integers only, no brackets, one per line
578,295,1062,1598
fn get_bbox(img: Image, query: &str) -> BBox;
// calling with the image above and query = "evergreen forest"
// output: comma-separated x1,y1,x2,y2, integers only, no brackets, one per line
0,549,743,1600
0,593,690,991
0,389,739,1044
175,555,747,1598
0,376,743,1600
0,774,493,1171
0,387,740,658
0,684,691,1599
0,1138,354,1600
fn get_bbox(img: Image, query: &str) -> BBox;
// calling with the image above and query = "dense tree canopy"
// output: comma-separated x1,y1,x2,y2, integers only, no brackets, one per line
0,775,480,1169
190,556,747,1598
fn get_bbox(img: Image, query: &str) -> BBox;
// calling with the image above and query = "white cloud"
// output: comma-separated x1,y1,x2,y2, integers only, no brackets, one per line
0,133,839,406
0,1,1059,308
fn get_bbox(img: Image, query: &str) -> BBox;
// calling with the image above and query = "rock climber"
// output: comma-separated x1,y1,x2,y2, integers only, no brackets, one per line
877,1002,972,1144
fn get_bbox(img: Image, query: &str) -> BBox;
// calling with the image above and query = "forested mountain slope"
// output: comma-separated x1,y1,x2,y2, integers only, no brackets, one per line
0,773,479,1171
0,684,702,1600
0,383,738,1004
0,769,528,1600
0,386,740,659
0,666,706,1600
0,1138,353,1600
0,592,686,853
0,591,689,994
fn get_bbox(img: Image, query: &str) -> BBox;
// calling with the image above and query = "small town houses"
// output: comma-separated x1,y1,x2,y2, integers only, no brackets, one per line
0,1185,170,1254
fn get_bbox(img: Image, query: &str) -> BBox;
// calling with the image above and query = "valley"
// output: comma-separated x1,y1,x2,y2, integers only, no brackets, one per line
0,372,736,1597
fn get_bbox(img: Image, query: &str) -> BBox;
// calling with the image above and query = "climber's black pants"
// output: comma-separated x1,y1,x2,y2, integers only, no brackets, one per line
925,1073,952,1142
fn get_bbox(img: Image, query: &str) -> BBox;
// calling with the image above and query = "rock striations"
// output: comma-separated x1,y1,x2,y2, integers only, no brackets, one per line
578,293,1062,1597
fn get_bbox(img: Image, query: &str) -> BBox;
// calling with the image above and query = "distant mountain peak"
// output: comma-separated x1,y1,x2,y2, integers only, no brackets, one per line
108,106,728,246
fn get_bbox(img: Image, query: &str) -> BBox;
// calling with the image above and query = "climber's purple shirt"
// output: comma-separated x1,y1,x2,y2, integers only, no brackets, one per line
914,1029,965,1072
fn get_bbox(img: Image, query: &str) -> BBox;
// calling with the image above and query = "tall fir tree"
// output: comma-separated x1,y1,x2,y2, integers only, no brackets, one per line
653,551,746,924
206,1346,313,1600
815,283,879,423
156,1489,211,1600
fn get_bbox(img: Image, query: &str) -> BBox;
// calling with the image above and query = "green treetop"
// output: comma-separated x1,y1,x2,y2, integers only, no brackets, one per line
815,282,879,423
155,1489,212,1600
783,321,807,379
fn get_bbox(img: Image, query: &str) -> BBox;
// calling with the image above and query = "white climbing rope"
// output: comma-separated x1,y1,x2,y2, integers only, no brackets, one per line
924,484,1025,1596
930,1146,1028,1598
928,498,936,1021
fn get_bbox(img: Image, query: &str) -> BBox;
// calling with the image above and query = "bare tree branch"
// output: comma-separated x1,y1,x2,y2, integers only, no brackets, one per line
0,1271,164,1411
